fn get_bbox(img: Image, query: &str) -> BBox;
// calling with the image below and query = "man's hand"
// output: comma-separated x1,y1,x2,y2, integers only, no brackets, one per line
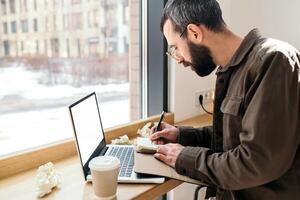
154,143,184,168
150,122,179,145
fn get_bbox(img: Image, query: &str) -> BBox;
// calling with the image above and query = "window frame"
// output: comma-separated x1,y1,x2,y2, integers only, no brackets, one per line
141,0,168,118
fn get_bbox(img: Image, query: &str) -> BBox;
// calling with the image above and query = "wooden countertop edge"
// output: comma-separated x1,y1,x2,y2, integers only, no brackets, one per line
132,179,182,200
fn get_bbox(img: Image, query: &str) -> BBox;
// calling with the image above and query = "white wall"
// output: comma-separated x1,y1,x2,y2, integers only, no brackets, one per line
169,0,300,123
226,0,300,49
168,58,216,122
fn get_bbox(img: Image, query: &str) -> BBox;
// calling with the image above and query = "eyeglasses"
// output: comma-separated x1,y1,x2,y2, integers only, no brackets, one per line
166,46,177,58
166,28,186,59
179,28,186,38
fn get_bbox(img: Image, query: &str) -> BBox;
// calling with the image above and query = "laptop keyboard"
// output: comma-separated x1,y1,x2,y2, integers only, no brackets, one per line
107,146,134,177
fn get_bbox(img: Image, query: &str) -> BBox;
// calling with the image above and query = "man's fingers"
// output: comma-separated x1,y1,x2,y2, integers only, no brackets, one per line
150,126,156,133
150,130,167,140
151,122,166,132
154,153,170,164
153,139,164,145
156,145,168,154
157,140,164,145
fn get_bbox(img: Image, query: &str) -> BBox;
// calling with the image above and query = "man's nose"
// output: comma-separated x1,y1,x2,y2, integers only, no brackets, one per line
175,56,184,65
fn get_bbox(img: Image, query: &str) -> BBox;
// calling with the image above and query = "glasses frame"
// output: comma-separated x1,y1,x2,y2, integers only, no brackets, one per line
166,27,186,58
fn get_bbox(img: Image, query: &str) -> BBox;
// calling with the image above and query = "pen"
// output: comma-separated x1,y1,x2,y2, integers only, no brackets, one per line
156,111,165,131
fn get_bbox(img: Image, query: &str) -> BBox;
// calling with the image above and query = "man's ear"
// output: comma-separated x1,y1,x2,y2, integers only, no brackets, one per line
186,24,203,43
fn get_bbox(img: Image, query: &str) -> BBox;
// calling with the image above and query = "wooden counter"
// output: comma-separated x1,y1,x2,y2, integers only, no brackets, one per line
0,113,212,200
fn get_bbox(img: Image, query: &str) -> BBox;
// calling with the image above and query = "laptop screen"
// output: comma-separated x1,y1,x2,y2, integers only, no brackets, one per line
69,93,105,165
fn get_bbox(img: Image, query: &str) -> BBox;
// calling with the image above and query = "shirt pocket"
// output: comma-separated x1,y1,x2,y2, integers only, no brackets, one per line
220,96,243,150
220,96,242,116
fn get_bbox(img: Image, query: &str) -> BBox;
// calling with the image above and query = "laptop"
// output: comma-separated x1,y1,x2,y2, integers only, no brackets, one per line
69,92,165,183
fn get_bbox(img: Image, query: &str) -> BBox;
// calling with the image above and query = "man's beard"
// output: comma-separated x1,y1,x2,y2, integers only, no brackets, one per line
182,42,217,77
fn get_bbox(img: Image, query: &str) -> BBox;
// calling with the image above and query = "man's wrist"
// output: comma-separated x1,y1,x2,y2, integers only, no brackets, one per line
174,126,180,142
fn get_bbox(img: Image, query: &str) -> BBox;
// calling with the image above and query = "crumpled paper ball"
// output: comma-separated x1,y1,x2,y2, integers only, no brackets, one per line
111,134,131,145
137,122,153,138
36,162,61,198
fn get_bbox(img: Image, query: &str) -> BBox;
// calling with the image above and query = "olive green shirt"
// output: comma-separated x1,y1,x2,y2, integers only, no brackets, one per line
175,29,300,199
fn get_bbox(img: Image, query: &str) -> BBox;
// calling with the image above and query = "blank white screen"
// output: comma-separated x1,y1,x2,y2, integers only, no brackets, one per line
70,94,104,164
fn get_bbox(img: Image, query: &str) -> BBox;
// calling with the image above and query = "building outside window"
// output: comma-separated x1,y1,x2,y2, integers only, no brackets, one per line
0,0,142,157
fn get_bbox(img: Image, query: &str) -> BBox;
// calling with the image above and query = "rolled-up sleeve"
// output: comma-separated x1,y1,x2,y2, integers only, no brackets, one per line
175,52,300,190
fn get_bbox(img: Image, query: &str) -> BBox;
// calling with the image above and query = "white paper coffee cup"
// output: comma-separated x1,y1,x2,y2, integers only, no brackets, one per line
89,156,120,200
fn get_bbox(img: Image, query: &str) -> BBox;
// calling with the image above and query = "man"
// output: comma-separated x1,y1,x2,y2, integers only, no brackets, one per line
150,0,300,199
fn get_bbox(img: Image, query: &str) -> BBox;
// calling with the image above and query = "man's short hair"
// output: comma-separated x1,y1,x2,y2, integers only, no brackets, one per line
160,0,225,36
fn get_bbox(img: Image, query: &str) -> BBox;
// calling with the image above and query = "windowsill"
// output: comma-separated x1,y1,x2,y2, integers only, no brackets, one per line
175,113,213,128
0,113,213,180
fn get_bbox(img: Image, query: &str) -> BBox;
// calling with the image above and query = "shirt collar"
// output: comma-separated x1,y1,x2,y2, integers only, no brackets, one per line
216,28,262,73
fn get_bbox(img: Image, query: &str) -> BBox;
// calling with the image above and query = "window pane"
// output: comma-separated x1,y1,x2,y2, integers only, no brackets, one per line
1,0,7,15
0,0,141,157
21,20,28,32
3,22,8,34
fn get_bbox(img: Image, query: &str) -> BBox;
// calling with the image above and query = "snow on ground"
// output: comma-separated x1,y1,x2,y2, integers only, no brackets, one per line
0,66,130,157
0,65,129,100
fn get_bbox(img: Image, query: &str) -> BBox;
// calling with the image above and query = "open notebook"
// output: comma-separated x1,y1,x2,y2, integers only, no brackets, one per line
134,151,207,185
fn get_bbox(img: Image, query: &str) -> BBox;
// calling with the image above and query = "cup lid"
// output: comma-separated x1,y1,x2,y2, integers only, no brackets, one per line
89,156,120,171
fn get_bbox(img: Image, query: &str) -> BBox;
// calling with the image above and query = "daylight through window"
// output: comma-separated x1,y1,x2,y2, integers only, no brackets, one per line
0,0,141,157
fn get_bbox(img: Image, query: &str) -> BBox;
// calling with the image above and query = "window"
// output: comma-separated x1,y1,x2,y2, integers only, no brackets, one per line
63,14,67,30
19,0,27,12
20,40,24,53
9,0,15,14
3,40,10,56
44,39,47,55
3,22,8,34
53,15,57,30
88,10,98,28
33,18,38,32
50,38,59,57
70,13,82,30
45,16,49,32
71,0,80,4
24,0,27,12
0,0,143,157
33,0,36,10
21,20,28,32
36,40,39,54
66,39,70,57
1,0,6,15
10,21,16,33
77,38,81,57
